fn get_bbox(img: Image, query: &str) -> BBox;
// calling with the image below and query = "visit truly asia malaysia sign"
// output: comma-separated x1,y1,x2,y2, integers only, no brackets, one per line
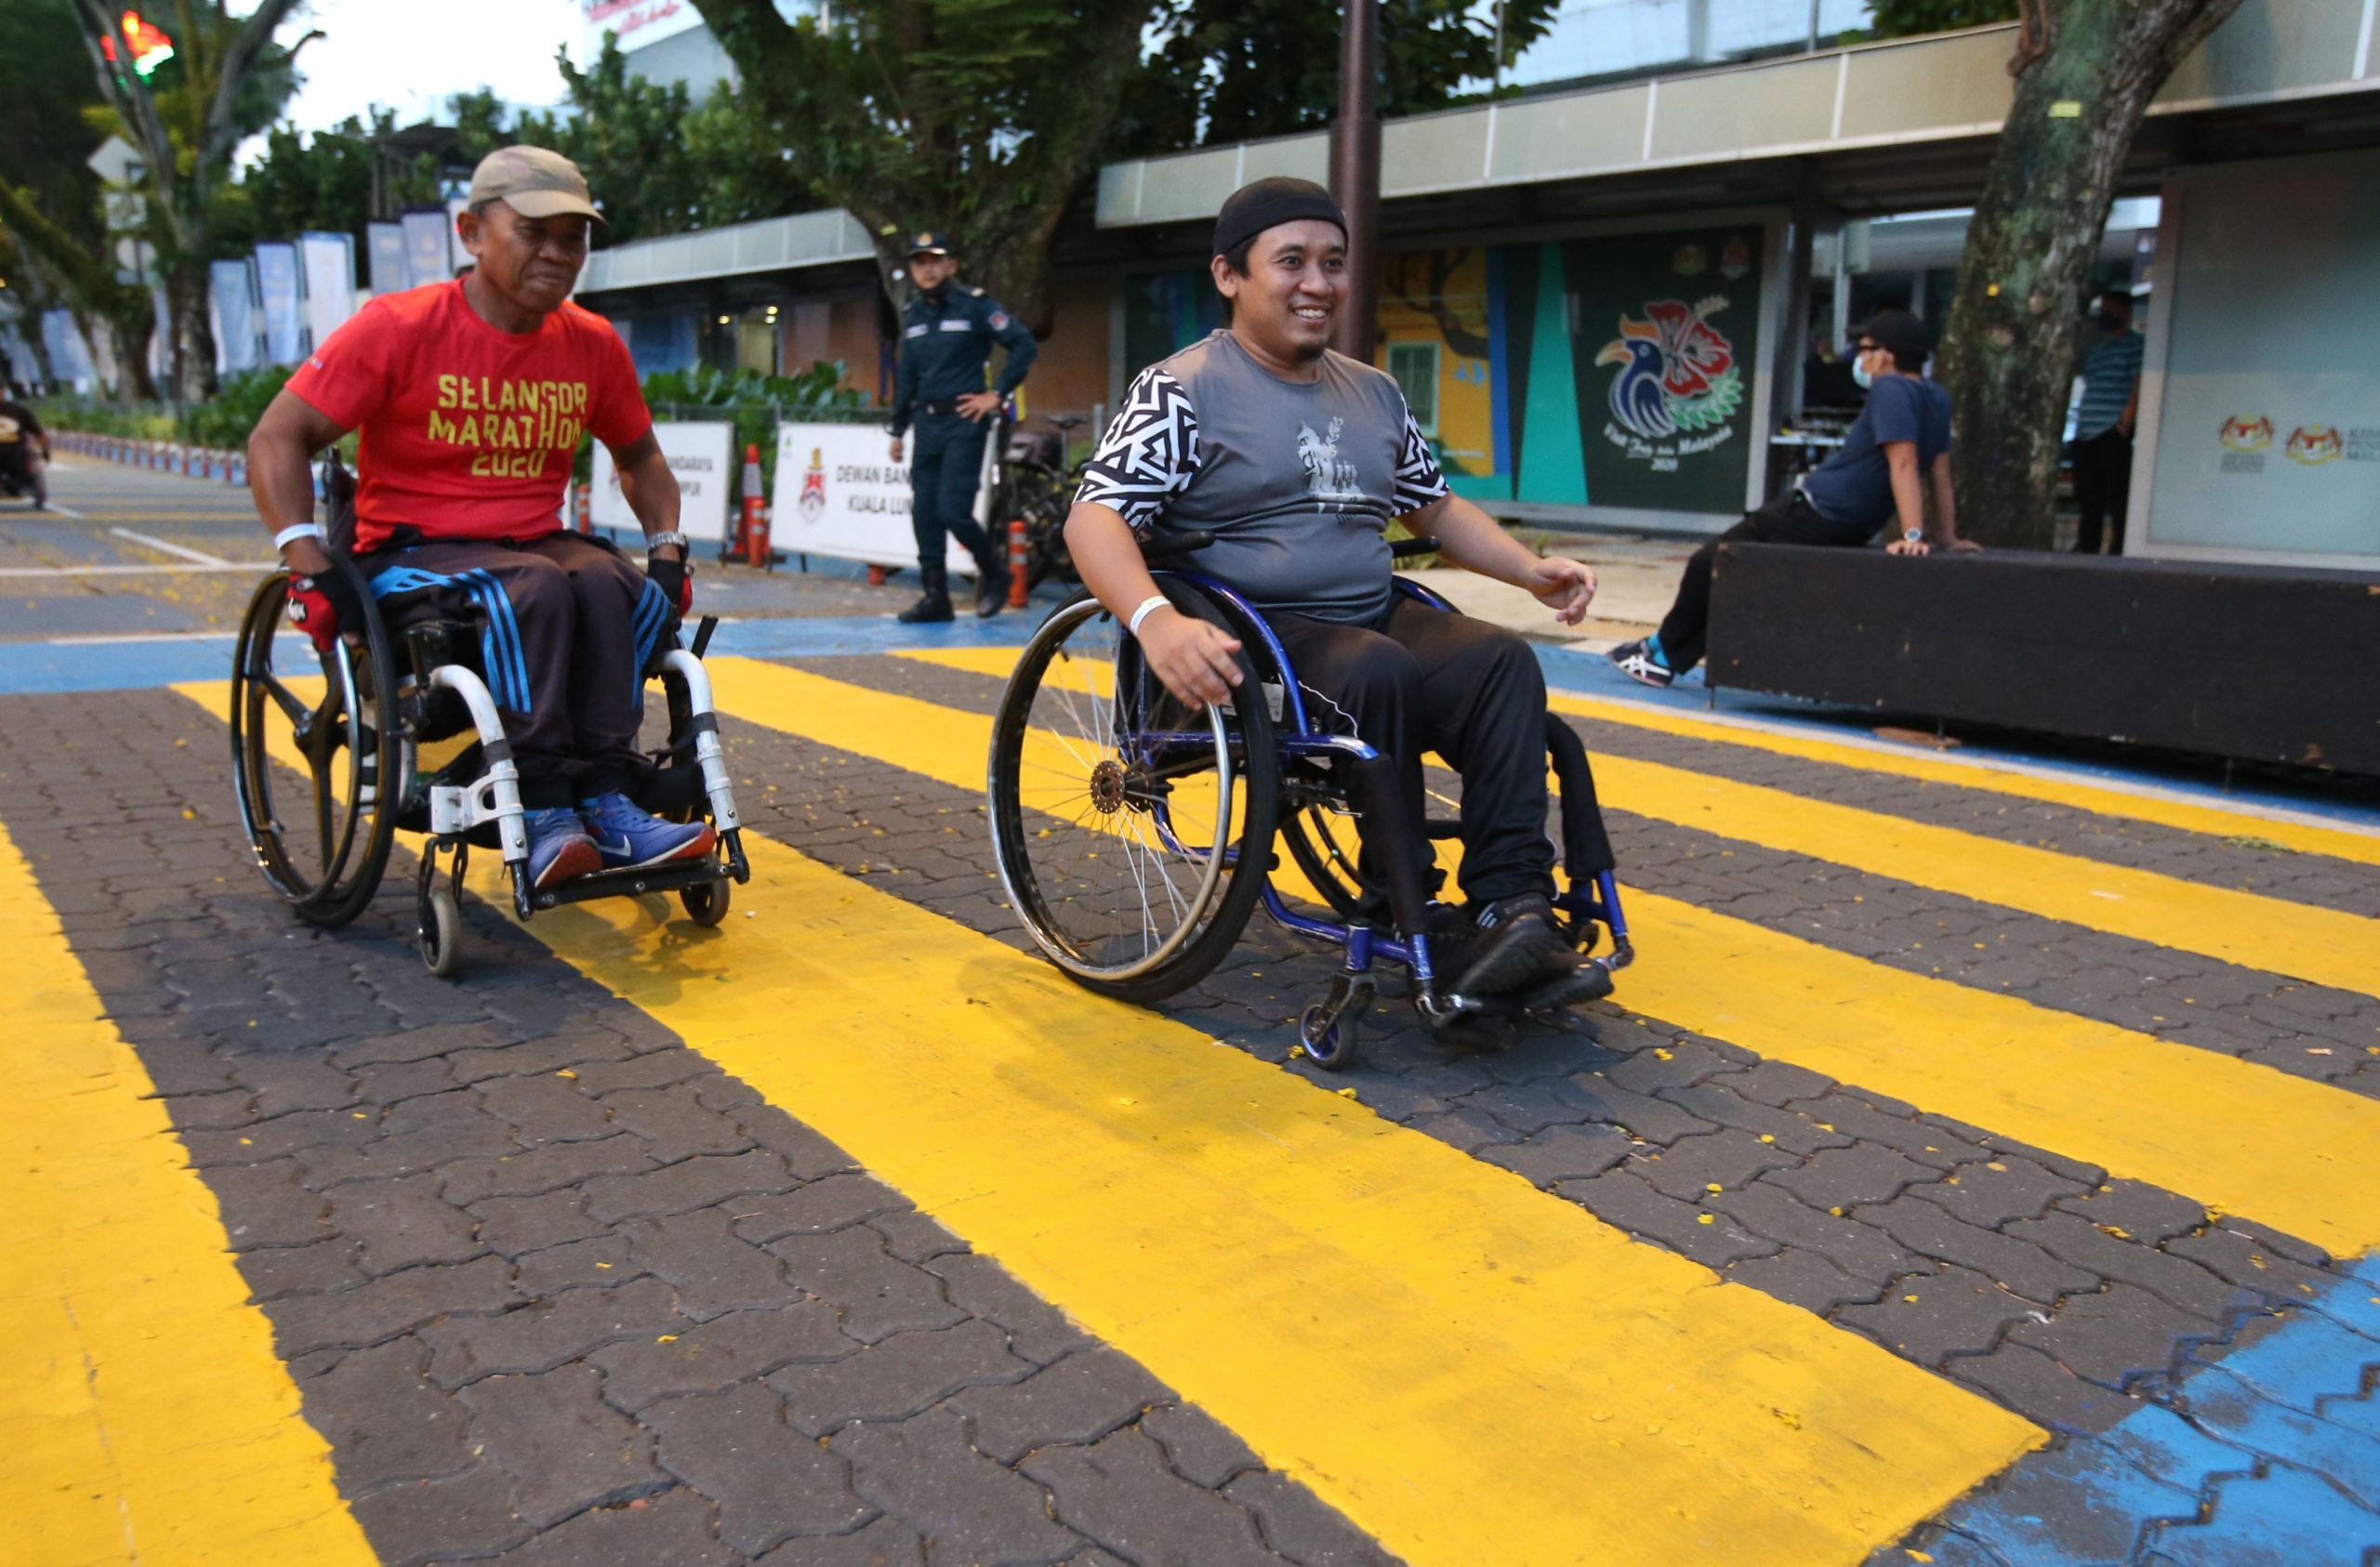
582,0,704,56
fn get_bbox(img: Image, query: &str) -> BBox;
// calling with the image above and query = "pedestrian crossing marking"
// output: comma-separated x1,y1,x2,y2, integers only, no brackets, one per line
888,647,2380,996
0,819,374,1567
183,678,2038,1565
690,656,2380,1256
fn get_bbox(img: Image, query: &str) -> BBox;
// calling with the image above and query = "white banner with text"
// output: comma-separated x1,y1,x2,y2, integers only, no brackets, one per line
589,420,734,543
771,420,988,575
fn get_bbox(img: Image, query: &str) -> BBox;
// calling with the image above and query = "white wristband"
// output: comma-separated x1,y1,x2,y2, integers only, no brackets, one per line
1127,595,1171,637
274,522,326,550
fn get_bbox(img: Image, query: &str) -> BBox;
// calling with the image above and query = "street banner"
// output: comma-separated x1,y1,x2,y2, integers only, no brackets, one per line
210,257,261,375
299,231,356,352
366,221,410,296
1569,225,1765,516
772,419,984,576
255,241,304,365
400,207,451,291
41,309,97,388
582,0,706,58
589,420,734,543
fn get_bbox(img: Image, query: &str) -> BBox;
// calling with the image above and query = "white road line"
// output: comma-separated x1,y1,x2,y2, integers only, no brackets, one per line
0,562,274,579
108,527,231,566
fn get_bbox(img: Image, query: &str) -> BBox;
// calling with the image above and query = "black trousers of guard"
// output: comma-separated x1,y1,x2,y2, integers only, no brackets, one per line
1653,489,1871,677
908,412,994,568
1268,597,1557,932
2070,426,2133,555
365,532,672,809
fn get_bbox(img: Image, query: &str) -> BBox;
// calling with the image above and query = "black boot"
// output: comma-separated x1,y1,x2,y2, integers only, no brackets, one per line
972,546,1012,618
896,561,954,624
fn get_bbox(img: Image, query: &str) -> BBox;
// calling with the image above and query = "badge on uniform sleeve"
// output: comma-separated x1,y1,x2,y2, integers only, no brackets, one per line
990,311,1010,330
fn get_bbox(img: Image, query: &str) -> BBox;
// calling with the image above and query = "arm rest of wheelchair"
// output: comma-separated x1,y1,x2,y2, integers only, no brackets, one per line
1390,535,1441,560
1139,527,1215,560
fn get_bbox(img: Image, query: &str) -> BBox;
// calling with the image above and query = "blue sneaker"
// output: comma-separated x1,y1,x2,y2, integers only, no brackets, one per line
578,791,716,871
523,807,602,890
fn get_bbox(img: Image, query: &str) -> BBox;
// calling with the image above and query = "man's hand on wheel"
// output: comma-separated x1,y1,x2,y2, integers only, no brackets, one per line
1527,557,1598,625
646,552,694,621
285,563,364,654
1137,608,1244,708
957,391,1002,423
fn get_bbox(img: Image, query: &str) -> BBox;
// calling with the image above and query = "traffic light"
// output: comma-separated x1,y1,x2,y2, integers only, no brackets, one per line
97,10,176,78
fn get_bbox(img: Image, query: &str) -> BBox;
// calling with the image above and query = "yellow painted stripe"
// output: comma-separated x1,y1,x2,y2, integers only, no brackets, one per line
181,677,2037,1564
888,645,2380,996
0,820,375,1567
891,645,2380,869
695,656,2380,1257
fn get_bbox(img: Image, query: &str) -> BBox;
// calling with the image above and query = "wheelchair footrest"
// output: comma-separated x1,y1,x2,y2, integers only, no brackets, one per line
529,856,730,912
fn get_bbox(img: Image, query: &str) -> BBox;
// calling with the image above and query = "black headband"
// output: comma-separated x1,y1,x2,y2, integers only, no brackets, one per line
1213,177,1348,260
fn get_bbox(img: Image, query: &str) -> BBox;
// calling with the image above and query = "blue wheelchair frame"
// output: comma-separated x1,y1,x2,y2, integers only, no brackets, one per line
1124,563,1633,1047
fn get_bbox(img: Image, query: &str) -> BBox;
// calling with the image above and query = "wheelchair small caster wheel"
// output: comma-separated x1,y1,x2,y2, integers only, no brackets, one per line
418,886,463,979
681,877,731,928
1299,1004,1358,1071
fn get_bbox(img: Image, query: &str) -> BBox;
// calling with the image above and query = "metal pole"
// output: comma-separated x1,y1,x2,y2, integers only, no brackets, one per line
1329,0,1382,362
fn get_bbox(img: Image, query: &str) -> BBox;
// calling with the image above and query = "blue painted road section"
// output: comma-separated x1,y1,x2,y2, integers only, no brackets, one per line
11,607,2374,834
1924,1253,2380,1566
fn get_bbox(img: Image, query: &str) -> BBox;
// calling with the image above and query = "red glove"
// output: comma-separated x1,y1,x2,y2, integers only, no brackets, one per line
285,572,362,654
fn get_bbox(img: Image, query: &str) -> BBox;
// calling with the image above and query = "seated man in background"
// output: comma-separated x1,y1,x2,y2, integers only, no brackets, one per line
1064,178,1606,1015
1611,308,1978,689
247,146,709,891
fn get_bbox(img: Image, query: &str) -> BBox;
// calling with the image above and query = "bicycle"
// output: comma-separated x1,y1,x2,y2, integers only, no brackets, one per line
992,406,1091,590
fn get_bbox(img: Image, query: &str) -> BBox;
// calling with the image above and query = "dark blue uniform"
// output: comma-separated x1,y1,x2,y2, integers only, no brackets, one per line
888,283,1037,569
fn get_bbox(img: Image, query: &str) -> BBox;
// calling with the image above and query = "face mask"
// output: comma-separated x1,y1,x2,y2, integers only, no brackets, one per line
1852,356,1875,390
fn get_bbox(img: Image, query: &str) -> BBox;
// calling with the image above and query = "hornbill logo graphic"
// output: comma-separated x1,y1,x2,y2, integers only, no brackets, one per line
1594,296,1742,442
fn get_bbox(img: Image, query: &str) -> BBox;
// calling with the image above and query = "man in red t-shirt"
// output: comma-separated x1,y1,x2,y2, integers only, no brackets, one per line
248,147,709,891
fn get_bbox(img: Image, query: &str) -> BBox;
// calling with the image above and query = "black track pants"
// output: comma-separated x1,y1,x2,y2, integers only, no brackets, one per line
1269,598,1557,928
366,532,672,808
1654,490,1871,676
2070,426,2133,555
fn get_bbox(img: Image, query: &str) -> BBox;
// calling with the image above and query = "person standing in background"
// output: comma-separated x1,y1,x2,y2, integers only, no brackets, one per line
885,230,1038,623
2070,287,2144,555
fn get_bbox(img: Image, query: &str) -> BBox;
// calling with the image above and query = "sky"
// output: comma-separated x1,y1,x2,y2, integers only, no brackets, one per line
269,0,584,140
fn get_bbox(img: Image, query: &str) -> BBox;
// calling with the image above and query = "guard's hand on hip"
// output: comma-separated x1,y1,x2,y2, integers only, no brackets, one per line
1136,608,1244,708
957,391,1003,422
1528,557,1597,625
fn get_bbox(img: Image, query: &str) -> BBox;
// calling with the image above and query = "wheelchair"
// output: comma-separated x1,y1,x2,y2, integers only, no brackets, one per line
986,532,1633,1070
228,459,750,977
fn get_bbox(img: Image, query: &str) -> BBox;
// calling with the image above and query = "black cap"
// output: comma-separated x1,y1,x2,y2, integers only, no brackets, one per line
1212,178,1347,260
906,230,954,257
1863,308,1934,365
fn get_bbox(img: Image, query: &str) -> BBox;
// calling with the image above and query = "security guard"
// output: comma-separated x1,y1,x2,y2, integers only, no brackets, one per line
886,230,1038,621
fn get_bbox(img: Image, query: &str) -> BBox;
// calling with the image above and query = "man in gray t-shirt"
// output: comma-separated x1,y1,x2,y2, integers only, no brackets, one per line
1066,177,1606,1016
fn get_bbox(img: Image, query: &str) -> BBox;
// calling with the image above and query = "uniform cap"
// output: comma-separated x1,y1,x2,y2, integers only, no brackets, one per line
906,230,955,257
466,146,603,224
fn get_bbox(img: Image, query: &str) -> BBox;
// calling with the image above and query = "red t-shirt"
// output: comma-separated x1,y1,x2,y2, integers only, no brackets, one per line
287,281,651,552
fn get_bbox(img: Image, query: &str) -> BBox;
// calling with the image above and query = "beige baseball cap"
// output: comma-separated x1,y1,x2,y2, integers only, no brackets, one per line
466,146,603,224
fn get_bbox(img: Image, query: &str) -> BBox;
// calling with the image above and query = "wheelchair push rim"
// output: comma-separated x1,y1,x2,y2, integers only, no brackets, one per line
987,593,1269,990
229,560,403,928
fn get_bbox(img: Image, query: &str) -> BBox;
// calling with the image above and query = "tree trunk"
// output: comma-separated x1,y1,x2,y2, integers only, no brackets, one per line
165,262,215,404
1938,0,2243,548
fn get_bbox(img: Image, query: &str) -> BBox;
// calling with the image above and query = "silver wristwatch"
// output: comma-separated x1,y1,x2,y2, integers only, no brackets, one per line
1903,527,1924,544
645,531,692,554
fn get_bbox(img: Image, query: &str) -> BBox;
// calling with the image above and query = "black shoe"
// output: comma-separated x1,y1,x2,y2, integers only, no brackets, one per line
1450,893,1566,999
1608,639,1674,689
1514,958,1615,1012
973,559,1011,617
896,562,954,625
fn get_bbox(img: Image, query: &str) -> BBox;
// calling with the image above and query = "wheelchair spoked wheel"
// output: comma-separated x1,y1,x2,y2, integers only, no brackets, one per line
1279,797,1368,923
988,592,1278,1005
230,557,403,928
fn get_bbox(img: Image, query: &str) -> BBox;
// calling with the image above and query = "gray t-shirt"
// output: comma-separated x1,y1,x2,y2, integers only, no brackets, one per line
1075,331,1449,623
